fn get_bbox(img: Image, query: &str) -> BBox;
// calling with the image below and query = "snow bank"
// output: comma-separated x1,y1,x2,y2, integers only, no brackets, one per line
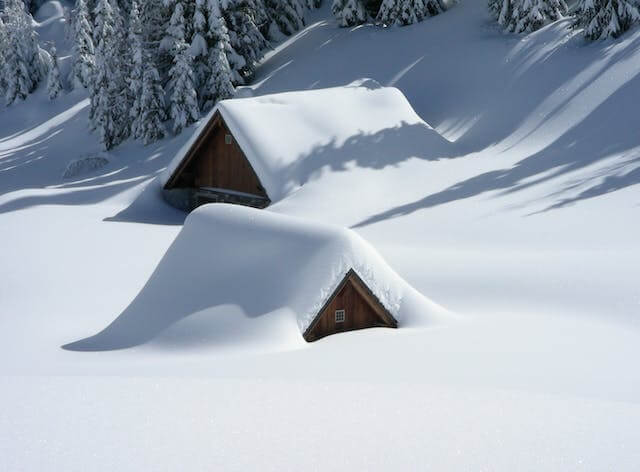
161,80,450,203
65,204,446,351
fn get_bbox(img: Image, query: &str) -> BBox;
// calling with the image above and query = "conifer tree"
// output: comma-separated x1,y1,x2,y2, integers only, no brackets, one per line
190,0,210,93
220,0,269,81
0,17,8,98
378,0,446,25
2,24,32,104
20,0,49,85
574,0,640,39
47,45,63,100
128,0,144,138
91,0,127,149
142,0,171,78
265,0,305,36
332,0,367,26
138,48,167,144
207,0,246,84
71,0,95,89
133,0,168,144
191,0,237,108
488,0,511,26
196,0,235,108
169,47,200,133
2,0,48,104
490,0,567,33
511,0,567,32
167,2,200,134
205,41,235,109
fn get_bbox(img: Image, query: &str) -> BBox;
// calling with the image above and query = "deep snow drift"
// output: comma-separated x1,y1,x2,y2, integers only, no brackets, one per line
66,204,446,351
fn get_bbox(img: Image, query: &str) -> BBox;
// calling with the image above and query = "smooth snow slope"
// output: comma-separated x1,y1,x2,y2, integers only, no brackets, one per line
1,1,640,470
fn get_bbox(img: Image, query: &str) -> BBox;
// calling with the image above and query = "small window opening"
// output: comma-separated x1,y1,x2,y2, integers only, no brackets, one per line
335,310,345,323
225,134,233,144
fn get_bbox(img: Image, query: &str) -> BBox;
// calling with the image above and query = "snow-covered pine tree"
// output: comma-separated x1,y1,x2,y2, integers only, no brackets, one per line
128,0,144,138
219,0,269,82
71,0,95,89
376,0,396,24
167,2,200,134
425,0,445,16
142,0,171,79
111,0,133,144
47,45,62,100
574,0,640,39
511,0,567,32
161,0,178,53
138,47,167,144
488,0,510,25
18,0,49,86
198,0,236,108
2,0,48,104
207,0,246,84
182,0,196,44
490,0,567,33
91,0,127,149
116,0,133,15
169,49,199,134
0,17,8,98
2,26,31,104
332,0,367,26
265,0,305,36
190,0,209,94
204,41,235,109
376,0,444,25
133,0,168,144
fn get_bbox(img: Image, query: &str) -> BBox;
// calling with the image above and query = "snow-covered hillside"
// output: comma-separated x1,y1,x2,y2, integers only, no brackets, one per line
1,1,639,470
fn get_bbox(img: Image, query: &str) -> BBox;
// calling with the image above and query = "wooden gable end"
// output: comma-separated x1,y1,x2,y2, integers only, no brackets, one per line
165,112,269,202
303,269,398,342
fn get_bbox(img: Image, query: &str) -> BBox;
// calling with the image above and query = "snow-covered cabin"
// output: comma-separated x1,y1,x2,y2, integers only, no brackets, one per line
161,80,445,211
65,205,445,350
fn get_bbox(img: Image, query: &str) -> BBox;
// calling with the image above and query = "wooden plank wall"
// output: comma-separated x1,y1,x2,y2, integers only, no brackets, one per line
305,275,395,342
194,120,268,198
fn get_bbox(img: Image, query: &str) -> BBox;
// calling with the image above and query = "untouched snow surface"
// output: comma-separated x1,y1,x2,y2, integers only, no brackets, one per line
1,1,640,470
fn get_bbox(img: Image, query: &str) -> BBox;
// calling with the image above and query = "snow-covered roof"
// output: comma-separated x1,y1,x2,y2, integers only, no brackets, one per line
67,204,446,350
162,80,446,203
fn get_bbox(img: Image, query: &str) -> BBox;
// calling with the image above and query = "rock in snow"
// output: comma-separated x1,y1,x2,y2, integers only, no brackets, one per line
62,155,109,179
65,204,447,351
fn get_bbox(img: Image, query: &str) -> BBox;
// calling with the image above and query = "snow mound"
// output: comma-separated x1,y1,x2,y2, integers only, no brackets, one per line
65,204,446,351
62,155,109,179
162,81,450,203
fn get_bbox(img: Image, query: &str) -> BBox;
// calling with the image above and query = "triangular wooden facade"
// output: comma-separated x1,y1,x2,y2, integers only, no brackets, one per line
303,269,398,342
164,111,270,209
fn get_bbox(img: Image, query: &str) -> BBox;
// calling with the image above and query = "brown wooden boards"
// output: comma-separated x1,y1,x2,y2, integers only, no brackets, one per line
164,111,269,206
304,269,398,342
